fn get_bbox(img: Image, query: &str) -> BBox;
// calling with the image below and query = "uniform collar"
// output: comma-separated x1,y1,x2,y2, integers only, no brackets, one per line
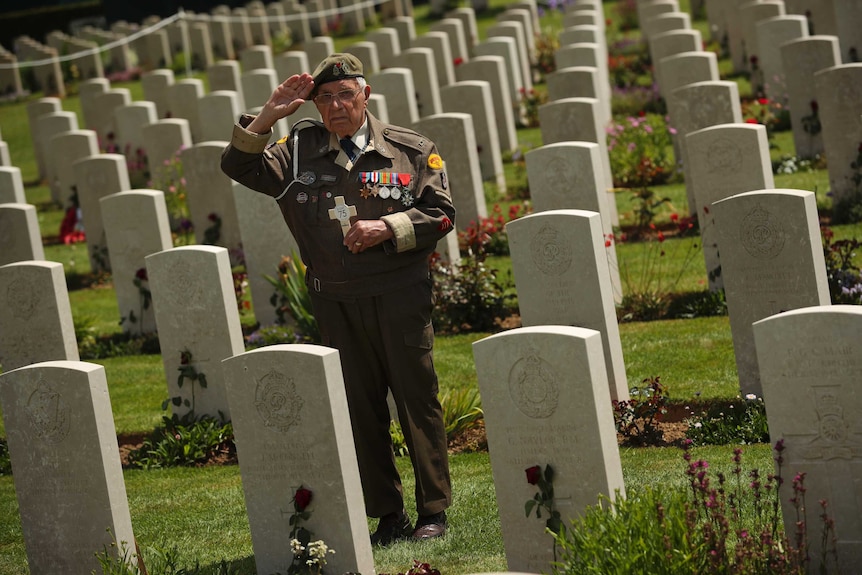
326,112,395,165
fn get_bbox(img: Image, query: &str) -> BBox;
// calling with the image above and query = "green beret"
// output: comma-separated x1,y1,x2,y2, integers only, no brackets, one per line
311,53,364,90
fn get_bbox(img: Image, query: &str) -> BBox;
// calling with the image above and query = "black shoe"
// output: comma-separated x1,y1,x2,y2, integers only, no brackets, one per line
412,510,448,541
371,511,413,546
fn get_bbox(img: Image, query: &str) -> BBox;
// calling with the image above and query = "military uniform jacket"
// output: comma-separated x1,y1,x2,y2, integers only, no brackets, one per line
221,112,456,299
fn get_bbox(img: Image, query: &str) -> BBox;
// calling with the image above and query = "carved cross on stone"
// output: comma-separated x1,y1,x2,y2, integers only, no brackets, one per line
328,195,357,236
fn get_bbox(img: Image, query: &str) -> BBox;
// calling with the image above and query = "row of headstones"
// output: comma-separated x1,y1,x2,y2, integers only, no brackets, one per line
1,259,858,572
639,0,862,214
1,0,398,98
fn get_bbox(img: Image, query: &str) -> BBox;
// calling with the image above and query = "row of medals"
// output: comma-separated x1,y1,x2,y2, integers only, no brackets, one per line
359,172,414,205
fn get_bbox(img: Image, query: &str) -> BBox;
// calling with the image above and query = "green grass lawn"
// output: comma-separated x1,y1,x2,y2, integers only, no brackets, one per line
0,0,858,572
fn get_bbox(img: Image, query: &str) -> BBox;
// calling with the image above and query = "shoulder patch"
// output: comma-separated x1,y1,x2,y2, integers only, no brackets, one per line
428,154,444,170
276,135,288,145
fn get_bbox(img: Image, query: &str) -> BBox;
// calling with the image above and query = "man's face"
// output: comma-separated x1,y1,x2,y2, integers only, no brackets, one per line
314,79,370,138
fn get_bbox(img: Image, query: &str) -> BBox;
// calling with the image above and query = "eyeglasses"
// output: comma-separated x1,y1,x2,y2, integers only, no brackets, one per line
313,88,362,106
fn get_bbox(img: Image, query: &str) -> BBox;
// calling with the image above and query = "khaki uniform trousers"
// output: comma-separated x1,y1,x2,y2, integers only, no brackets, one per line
310,278,452,518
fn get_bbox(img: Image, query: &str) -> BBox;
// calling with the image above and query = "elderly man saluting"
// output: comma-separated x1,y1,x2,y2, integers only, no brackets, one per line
221,53,455,545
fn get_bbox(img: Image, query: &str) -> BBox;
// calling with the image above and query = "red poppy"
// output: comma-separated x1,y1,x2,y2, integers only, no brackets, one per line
657,231,665,243
745,118,758,124
757,98,769,105
670,213,679,222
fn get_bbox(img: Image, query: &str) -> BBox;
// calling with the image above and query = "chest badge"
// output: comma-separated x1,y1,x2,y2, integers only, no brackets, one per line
298,171,316,185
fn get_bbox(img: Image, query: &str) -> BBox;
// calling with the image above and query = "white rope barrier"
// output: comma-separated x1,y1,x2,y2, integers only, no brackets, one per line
0,0,388,71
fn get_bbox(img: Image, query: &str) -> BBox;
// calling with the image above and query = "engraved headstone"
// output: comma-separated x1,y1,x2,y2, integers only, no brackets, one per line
507,210,627,399
537,97,617,225
440,81,506,192
242,68,279,115
740,1,785,76
712,189,831,397
182,142,243,257
141,68,175,119
686,123,774,291
430,18,470,63
414,113,487,228
369,68,418,128
114,101,158,163
221,344,375,575
666,80,743,216
101,190,173,335
35,111,78,198
753,305,862,575
755,16,808,102
0,203,44,265
657,51,719,100
91,88,132,146
649,28,703,95
167,78,205,142
146,245,245,419
0,361,135,574
455,56,518,152
525,143,622,302
199,91,243,142
47,129,99,206
393,47,442,119
486,21,532,93
552,43,611,126
73,154,131,273
141,118,193,192
814,63,862,210
472,325,625,573
0,261,79,371
411,32,456,87
781,35,840,160
474,37,523,111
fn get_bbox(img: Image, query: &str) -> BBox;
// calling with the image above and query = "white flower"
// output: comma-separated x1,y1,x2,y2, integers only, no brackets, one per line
694,422,702,428
746,394,757,400
290,538,305,556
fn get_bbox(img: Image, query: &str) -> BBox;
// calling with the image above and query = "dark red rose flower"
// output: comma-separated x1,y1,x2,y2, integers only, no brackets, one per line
525,465,541,485
294,486,313,511
135,267,148,281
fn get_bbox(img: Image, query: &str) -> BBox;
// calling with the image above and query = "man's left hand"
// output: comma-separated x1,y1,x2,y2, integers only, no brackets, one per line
344,220,394,253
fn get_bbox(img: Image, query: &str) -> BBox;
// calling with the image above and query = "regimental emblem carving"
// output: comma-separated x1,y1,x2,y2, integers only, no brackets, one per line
26,379,71,444
8,277,41,321
740,204,785,259
254,369,304,433
530,223,572,276
508,348,560,419
546,155,575,194
796,386,862,460
167,261,205,310
706,137,742,173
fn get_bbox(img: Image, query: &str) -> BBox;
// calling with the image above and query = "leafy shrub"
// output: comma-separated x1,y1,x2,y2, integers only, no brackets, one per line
96,533,247,575
518,87,547,128
440,388,483,441
430,251,510,334
534,27,559,80
612,376,668,446
127,414,234,470
607,113,677,190
551,442,838,574
686,395,770,446
822,227,862,304
458,203,527,257
265,252,321,343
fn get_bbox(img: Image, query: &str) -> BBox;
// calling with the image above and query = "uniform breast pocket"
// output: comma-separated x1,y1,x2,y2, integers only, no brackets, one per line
292,183,328,227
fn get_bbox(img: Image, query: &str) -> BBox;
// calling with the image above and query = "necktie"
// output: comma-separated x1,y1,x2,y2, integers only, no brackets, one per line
340,137,358,161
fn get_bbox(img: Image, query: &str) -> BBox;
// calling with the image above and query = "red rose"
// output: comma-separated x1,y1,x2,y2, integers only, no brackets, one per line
525,465,541,485
135,267,148,281
294,486,313,511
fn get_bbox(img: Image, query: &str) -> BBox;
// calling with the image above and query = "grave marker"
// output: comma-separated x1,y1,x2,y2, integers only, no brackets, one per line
0,361,136,574
221,344,375,575
472,325,625,573
0,261,79,371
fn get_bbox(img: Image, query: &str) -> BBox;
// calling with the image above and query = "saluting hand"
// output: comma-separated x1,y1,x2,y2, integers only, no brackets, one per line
247,73,315,134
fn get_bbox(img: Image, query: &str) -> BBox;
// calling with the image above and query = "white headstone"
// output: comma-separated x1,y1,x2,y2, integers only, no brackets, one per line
101,190,173,335
0,203,44,265
0,166,25,204
712,189,831,397
146,245,245,419
752,305,862,575
472,325,625,573
455,55,518,153
221,344,375,575
0,261,79,371
507,210,628,398
0,361,135,575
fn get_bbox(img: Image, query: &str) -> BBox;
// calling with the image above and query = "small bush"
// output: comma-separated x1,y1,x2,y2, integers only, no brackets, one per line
821,227,862,303
244,324,302,349
612,376,668,446
685,395,770,446
127,414,234,470
430,251,510,334
440,388,483,441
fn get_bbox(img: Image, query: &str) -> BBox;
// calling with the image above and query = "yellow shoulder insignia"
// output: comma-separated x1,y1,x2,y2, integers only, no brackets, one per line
428,154,443,170
276,135,289,145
